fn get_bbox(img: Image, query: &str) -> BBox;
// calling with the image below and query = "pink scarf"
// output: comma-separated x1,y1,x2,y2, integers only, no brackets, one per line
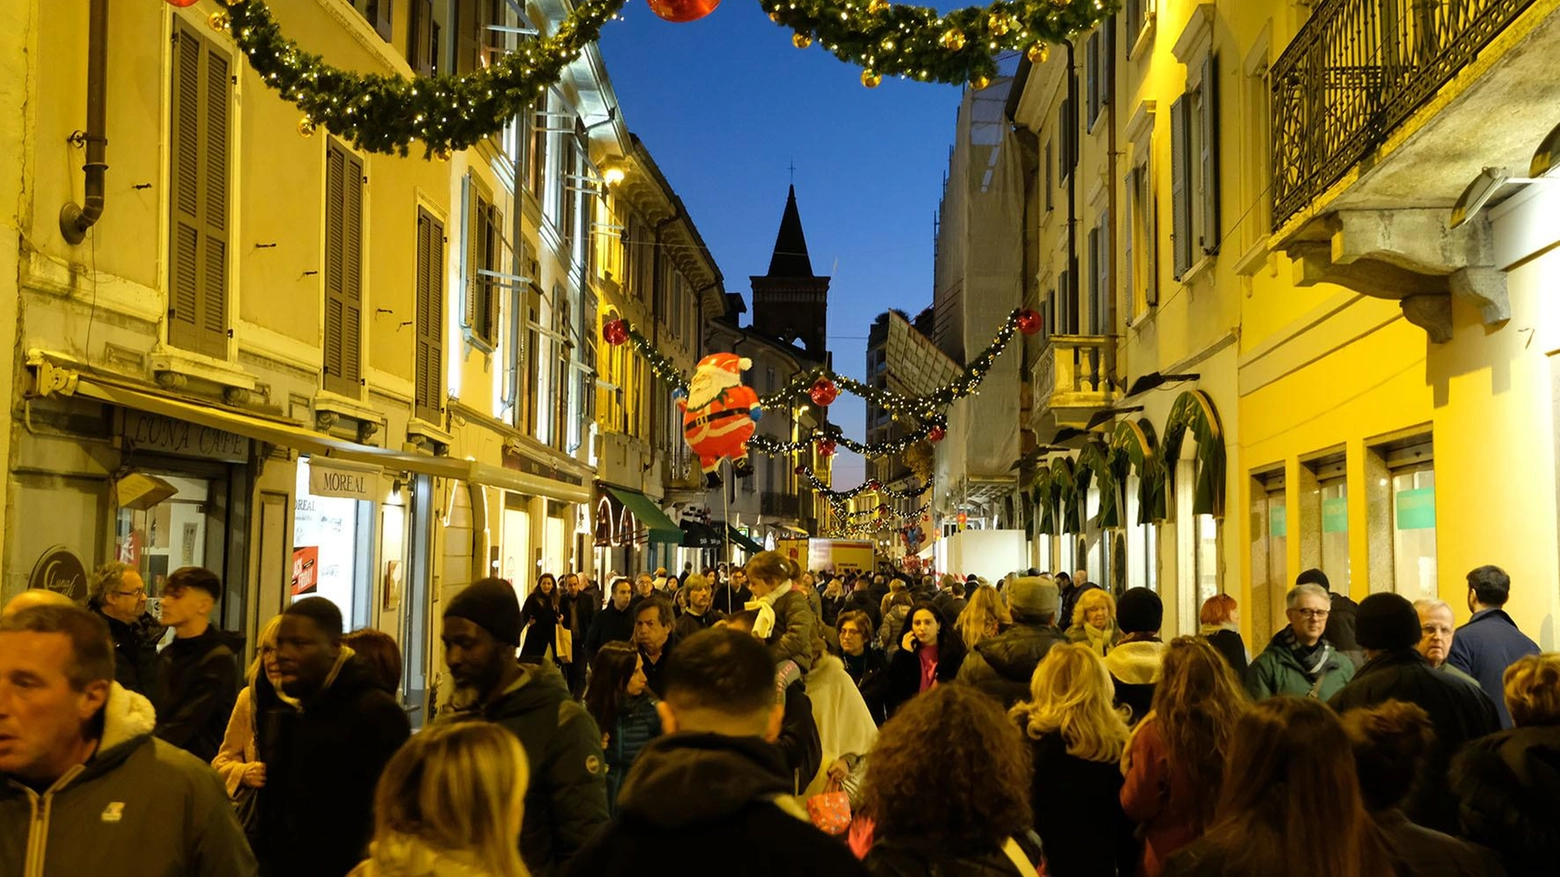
917,642,940,693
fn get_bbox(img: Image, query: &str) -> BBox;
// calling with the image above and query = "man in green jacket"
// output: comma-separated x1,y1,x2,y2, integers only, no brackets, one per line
0,604,256,877
1244,583,1356,701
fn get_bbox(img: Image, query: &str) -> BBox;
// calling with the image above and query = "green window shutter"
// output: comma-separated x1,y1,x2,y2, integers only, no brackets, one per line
371,0,392,41
460,174,476,330
200,46,230,359
341,150,364,390
415,209,445,423
167,20,229,360
1170,93,1191,279
485,204,502,345
1200,53,1222,256
407,0,433,75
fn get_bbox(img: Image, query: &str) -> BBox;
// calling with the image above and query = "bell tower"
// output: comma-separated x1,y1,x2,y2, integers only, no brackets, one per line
750,185,830,359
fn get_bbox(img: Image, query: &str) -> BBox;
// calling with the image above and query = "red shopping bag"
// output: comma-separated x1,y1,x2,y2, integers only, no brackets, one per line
806,781,852,835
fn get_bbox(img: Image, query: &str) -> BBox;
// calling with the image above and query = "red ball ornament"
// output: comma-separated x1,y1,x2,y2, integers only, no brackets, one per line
867,479,881,490
928,425,946,443
1016,308,1044,335
809,378,839,407
165,0,201,6
816,438,836,457
602,319,628,346
877,504,890,515
647,0,720,23
794,464,807,475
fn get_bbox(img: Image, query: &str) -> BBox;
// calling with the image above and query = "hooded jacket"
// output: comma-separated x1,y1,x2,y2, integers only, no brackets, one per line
1103,639,1167,726
254,652,411,877
956,621,1066,708
583,602,635,659
1452,724,1560,877
1329,649,1500,833
154,625,242,763
1243,628,1355,702
0,683,258,877
439,664,607,877
565,733,868,877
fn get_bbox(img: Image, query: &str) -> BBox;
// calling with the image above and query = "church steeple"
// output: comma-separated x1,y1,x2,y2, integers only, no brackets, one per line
750,185,831,361
766,185,816,278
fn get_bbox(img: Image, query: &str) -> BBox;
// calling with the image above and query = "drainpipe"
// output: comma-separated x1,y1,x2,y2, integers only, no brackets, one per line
61,0,109,245
1105,25,1120,388
1065,41,1080,335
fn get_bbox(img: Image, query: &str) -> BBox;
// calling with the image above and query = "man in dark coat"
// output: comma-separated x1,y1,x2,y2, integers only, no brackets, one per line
957,576,1065,708
1297,567,1364,670
152,567,239,764
1448,565,1540,729
584,577,636,661
711,567,753,617
439,578,607,877
1330,592,1499,834
87,561,165,696
256,597,410,877
843,576,883,630
560,573,596,697
674,575,725,640
565,629,864,877
634,596,679,698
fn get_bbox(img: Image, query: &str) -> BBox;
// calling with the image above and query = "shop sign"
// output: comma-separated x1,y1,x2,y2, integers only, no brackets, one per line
308,460,381,501
119,411,248,462
1322,498,1349,534
1396,487,1436,531
1269,505,1288,538
27,545,88,600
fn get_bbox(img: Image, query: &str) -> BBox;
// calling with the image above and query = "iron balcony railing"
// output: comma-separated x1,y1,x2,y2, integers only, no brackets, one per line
1271,0,1538,227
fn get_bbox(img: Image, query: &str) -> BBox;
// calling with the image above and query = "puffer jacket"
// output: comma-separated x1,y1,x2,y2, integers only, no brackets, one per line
1243,628,1355,701
1451,724,1560,877
605,692,663,813
0,683,258,877
565,733,868,877
956,622,1067,708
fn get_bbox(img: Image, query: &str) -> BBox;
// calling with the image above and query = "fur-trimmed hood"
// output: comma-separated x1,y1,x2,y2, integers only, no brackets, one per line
1103,640,1167,686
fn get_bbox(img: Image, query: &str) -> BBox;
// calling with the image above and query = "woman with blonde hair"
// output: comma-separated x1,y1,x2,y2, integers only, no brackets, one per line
1010,644,1137,877
214,614,295,797
1064,588,1121,657
956,584,1012,653
1121,637,1248,877
349,721,530,877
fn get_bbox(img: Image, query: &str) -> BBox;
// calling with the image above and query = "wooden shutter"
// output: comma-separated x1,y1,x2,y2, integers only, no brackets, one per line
369,0,392,40
485,203,502,344
323,144,363,396
461,174,477,331
168,20,230,360
1087,226,1101,335
1144,164,1159,305
1123,168,1136,315
455,0,480,74
407,0,433,74
1200,53,1222,255
415,209,445,423
1086,33,1099,128
1097,211,1110,335
1170,94,1191,279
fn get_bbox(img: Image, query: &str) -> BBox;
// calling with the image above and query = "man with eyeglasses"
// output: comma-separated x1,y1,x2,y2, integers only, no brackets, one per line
1244,582,1356,701
86,561,165,696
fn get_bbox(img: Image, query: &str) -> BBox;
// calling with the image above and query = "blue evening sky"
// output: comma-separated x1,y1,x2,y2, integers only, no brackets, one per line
597,2,962,486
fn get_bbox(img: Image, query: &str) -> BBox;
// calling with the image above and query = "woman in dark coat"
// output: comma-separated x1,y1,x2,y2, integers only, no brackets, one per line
1195,594,1248,678
883,602,965,718
519,573,561,660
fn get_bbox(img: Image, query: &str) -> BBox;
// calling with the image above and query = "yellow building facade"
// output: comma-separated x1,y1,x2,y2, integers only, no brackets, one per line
1016,0,1560,644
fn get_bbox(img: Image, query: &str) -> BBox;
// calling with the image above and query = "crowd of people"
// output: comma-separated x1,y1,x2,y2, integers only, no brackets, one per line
1,556,1556,877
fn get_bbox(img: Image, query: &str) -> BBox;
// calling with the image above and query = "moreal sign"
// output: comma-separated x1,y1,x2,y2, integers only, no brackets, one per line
307,460,381,501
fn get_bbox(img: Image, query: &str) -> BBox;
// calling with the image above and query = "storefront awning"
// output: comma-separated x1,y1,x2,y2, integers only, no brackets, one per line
679,520,724,549
604,486,683,545
73,377,469,480
725,525,764,554
468,462,591,505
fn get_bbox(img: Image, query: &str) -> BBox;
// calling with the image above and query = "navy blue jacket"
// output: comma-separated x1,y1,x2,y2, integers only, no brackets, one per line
1447,608,1539,728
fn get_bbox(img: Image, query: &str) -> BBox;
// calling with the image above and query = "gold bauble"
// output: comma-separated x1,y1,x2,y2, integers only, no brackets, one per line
769,11,781,22
988,13,1017,35
793,32,814,49
971,74,991,90
1027,42,1051,64
434,147,453,162
939,27,967,51
868,0,890,12
861,69,882,88
297,117,316,138
208,12,230,32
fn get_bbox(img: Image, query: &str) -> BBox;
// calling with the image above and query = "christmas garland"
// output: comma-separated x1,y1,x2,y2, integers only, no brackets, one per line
208,0,1113,157
824,502,932,537
797,467,933,501
213,0,625,156
767,0,1117,87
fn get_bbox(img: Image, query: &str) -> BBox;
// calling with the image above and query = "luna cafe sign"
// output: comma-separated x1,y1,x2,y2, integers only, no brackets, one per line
28,545,88,601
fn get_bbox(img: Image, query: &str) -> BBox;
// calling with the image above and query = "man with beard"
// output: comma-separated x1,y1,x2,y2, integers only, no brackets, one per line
439,578,607,875
674,574,725,640
560,572,596,697
85,561,165,696
586,578,636,665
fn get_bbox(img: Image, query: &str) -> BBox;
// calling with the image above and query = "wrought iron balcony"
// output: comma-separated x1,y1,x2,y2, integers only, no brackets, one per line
1271,0,1539,227
1029,335,1120,430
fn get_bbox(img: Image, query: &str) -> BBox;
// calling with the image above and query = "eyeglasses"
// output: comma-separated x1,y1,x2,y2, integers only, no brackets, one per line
1290,608,1330,619
113,589,146,599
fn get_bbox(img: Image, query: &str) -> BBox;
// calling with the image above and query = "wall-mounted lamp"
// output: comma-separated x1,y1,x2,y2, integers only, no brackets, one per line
1125,372,1199,398
1449,167,1546,229
602,166,626,187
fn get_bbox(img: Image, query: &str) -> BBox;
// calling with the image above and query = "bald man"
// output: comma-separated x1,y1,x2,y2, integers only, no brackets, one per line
1,588,77,618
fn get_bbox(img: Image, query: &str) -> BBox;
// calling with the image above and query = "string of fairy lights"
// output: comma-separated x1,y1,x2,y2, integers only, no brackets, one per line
198,0,1114,155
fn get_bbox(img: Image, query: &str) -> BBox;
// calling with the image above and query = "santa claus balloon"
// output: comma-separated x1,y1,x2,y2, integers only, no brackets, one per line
679,353,762,487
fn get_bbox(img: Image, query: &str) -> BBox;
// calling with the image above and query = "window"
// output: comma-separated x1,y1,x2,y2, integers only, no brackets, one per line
1087,214,1109,335
503,239,539,420
529,98,551,209
555,287,575,451
1085,20,1113,131
1125,0,1154,57
1043,139,1054,211
1170,54,1221,279
348,0,392,41
462,174,501,348
522,280,542,436
1304,453,1349,593
1369,437,1436,599
406,0,438,75
324,142,365,395
1249,468,1286,636
414,208,445,423
1056,267,1077,335
454,0,502,74
1057,97,1077,181
167,19,231,360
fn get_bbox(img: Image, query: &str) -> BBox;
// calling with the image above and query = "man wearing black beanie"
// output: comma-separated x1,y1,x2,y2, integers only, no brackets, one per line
1330,592,1498,833
437,578,608,875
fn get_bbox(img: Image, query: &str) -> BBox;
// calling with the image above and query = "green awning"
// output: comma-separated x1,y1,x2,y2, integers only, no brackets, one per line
605,486,683,545
725,524,764,554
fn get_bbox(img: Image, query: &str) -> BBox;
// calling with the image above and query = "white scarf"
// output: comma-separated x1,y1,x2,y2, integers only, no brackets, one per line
746,581,793,640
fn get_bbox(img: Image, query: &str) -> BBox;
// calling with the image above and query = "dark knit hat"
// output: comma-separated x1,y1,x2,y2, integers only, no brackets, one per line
444,578,522,646
1117,588,1163,634
1355,592,1421,651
